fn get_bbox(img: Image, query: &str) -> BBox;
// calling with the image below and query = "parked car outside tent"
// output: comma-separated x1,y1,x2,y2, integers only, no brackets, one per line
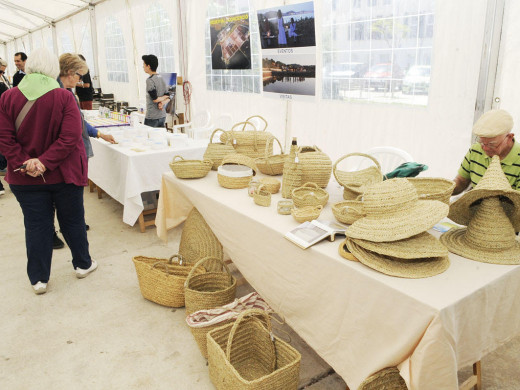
402,65,431,94
329,62,369,97
363,63,404,92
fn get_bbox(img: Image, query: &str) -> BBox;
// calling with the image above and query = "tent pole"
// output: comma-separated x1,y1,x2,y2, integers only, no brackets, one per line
125,0,142,105
89,5,101,89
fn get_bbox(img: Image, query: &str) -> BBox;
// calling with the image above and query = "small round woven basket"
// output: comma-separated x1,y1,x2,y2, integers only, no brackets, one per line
169,155,213,179
259,177,281,194
218,154,257,189
291,205,323,223
407,177,455,205
333,153,383,200
332,200,365,225
277,200,294,215
255,137,286,176
253,185,272,207
292,182,329,208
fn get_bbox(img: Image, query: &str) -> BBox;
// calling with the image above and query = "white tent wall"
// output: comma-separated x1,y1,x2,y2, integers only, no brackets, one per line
185,0,488,178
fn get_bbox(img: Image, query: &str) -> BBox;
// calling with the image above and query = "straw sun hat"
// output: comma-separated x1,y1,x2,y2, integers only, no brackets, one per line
441,197,520,264
346,178,449,242
448,155,520,231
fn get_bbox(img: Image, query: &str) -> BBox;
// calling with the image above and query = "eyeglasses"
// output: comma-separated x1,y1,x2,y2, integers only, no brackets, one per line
75,72,84,81
478,135,509,149
0,70,4,75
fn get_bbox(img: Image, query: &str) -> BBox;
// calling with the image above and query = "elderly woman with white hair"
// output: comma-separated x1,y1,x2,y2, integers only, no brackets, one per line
0,57,9,97
0,48,97,295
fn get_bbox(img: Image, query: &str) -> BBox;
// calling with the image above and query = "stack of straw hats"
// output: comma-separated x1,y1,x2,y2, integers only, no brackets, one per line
441,155,520,264
341,178,450,278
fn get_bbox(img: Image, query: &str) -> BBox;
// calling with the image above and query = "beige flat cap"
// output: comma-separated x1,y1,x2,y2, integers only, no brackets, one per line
472,109,514,137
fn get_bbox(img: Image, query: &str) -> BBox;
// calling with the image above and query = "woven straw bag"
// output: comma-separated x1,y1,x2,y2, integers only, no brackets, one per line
169,156,213,179
259,177,281,194
184,257,237,315
253,185,271,207
407,177,455,205
296,146,332,188
207,309,301,390
358,367,407,390
291,182,329,208
204,128,237,170
179,208,223,264
132,254,198,307
291,205,323,223
332,200,365,225
333,153,383,200
218,154,257,189
255,136,286,176
221,116,274,159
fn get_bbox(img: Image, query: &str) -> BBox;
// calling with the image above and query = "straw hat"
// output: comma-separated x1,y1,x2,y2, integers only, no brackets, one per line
353,232,448,259
441,197,520,264
338,239,358,261
346,178,449,242
345,237,450,278
448,155,520,230
472,109,513,137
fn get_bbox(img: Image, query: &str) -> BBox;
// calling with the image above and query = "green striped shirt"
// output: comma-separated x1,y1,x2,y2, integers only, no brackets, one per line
458,141,520,190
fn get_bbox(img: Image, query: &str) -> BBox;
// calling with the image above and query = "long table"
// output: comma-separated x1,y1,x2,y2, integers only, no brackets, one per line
88,138,207,227
155,171,520,389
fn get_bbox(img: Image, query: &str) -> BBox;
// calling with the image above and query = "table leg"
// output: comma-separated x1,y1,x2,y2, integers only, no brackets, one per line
89,179,96,193
97,186,104,199
459,361,481,390
138,208,158,233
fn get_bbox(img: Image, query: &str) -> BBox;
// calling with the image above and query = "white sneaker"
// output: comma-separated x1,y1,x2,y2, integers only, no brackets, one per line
75,259,98,279
0,190,5,196
33,281,47,295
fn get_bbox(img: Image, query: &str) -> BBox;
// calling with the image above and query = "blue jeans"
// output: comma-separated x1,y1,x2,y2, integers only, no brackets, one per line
10,183,92,285
144,117,166,128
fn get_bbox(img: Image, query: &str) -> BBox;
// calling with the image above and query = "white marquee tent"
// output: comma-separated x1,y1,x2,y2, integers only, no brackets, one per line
0,0,519,179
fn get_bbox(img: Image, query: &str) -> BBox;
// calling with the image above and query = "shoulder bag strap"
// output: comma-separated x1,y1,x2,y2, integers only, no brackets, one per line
15,100,36,133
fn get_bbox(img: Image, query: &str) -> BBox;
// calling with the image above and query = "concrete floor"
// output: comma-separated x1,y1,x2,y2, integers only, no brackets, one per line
1,180,519,390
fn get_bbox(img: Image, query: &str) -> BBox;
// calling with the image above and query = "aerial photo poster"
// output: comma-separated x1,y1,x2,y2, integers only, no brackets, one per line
257,1,316,100
209,12,252,70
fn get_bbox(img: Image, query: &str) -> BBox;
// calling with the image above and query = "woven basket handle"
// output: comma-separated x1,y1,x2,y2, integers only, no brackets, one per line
255,184,266,195
264,136,284,158
168,254,184,266
333,153,382,183
172,155,185,162
230,120,259,151
209,128,231,145
202,158,214,167
341,204,364,216
301,182,319,190
184,256,232,288
225,308,275,369
244,115,268,131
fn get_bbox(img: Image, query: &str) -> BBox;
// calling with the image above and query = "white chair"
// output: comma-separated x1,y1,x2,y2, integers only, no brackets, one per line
357,146,414,175
173,110,212,139
214,114,233,131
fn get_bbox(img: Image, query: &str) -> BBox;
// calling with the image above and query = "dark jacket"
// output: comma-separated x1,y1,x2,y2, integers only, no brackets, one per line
12,70,25,87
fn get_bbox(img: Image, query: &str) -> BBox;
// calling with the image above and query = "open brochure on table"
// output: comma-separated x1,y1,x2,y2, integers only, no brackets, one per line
284,219,348,249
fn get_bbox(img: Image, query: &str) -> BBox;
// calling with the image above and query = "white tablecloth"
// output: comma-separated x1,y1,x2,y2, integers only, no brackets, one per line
155,171,520,390
88,139,207,226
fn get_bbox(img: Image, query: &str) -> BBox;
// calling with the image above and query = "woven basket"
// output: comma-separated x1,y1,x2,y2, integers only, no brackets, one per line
291,205,323,223
333,153,383,200
179,208,223,264
220,117,274,159
358,367,408,390
254,185,272,207
185,257,237,315
259,177,281,194
298,146,332,188
169,156,213,179
255,136,286,176
132,254,198,307
218,154,257,189
407,177,455,205
207,309,301,390
332,200,365,225
204,128,236,170
281,154,303,199
277,200,294,215
291,182,329,208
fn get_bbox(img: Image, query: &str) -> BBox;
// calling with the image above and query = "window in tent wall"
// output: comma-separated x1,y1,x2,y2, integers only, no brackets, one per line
144,2,175,72
322,0,435,106
32,31,43,50
78,23,95,74
104,16,129,83
60,33,75,54
205,0,261,93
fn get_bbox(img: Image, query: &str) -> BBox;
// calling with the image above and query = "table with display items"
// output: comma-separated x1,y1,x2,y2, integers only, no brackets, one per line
155,170,520,390
88,138,207,231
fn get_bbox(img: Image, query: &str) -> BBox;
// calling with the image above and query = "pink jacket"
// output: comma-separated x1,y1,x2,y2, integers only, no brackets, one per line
0,86,87,186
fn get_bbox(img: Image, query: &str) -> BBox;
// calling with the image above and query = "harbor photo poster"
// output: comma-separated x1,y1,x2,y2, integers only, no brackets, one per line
257,1,316,99
209,12,251,70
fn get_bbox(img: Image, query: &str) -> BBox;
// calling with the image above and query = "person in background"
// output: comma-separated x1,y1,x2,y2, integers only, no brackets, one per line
0,48,97,295
277,10,287,47
13,52,27,87
75,54,94,110
142,54,167,128
453,109,520,195
288,18,297,44
0,58,10,195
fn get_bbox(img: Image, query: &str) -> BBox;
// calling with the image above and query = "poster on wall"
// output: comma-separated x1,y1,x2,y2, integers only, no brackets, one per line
209,12,251,70
257,1,316,100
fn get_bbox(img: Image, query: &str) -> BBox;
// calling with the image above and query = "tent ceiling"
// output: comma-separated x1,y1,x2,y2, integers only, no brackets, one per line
0,0,104,44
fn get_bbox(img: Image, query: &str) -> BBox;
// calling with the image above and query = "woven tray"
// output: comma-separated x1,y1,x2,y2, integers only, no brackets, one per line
332,200,364,225
291,182,329,208
407,177,455,204
169,155,213,179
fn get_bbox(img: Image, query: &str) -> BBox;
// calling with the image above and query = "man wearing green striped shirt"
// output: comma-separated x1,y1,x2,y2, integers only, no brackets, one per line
453,109,520,195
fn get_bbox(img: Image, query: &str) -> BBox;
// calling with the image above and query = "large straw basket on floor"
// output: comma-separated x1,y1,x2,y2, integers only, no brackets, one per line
185,257,237,315
179,208,223,264
255,136,286,176
218,154,258,189
132,254,198,307
332,200,364,225
298,146,332,188
169,155,213,179
358,367,408,390
221,116,274,159
204,128,236,170
333,153,383,200
291,182,329,208
407,177,455,204
207,309,301,390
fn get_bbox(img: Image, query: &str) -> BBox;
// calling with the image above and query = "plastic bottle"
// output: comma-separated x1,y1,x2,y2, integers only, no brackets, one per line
281,137,302,198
